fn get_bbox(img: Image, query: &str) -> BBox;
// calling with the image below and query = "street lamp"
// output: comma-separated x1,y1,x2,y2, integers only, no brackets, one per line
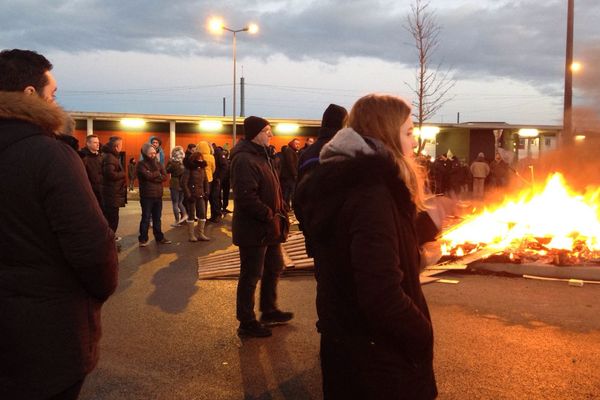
208,17,258,146
562,0,574,147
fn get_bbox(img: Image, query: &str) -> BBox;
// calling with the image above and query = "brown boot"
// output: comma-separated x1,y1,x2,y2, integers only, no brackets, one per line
187,221,198,242
195,219,210,241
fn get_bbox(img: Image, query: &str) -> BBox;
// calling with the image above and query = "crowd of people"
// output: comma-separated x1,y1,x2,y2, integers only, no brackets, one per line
417,149,511,201
2,48,517,399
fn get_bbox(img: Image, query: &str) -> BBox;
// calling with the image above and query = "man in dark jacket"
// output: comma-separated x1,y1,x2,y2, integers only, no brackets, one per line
231,116,293,338
101,136,127,237
297,104,347,184
295,104,347,257
79,134,103,207
137,142,171,246
279,138,300,208
0,49,118,399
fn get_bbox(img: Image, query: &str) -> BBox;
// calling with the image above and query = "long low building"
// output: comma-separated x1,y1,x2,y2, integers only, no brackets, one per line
71,111,564,167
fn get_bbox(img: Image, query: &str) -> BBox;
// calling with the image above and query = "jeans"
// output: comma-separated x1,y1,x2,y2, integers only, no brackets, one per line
170,189,186,219
138,197,164,242
236,244,284,323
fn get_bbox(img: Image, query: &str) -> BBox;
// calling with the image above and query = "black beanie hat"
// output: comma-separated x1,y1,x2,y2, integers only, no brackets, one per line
321,104,348,130
243,116,270,140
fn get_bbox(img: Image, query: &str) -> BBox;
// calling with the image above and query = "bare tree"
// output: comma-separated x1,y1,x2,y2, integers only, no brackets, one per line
405,0,456,153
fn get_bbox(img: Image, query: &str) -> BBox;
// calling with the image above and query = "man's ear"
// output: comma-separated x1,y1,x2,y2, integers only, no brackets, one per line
23,86,36,96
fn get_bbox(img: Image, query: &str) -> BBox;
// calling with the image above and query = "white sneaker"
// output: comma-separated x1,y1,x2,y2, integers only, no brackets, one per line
115,236,122,242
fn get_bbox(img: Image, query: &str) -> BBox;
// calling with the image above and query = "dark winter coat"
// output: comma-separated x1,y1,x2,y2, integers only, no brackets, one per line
101,145,127,208
0,92,118,399
79,147,104,205
213,146,229,180
279,142,299,182
166,159,185,192
297,126,337,184
181,163,209,199
136,155,167,198
295,153,438,399
230,139,287,246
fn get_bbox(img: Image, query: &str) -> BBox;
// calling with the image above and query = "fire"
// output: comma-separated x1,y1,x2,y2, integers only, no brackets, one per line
441,173,600,262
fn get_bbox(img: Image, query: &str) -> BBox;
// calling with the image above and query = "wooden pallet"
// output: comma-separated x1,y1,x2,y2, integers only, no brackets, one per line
197,232,314,279
198,231,449,284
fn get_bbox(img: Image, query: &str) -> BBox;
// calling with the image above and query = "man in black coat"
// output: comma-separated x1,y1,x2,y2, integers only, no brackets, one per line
230,116,293,338
79,134,103,207
0,49,118,399
295,104,347,257
101,136,127,237
296,103,347,184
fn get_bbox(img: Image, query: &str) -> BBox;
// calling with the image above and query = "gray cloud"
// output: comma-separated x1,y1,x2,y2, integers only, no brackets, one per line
1,0,598,93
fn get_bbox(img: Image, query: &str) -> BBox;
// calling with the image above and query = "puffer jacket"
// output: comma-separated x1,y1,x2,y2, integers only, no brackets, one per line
0,92,118,399
196,141,215,182
181,162,209,199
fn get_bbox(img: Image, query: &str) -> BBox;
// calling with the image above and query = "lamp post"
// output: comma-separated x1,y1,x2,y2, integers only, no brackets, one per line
208,18,258,146
562,0,574,148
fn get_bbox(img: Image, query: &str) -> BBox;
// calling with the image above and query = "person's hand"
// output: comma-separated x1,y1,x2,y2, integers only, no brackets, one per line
420,241,443,269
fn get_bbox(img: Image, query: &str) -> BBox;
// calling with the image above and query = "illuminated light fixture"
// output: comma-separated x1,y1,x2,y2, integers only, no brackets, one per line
414,126,440,140
199,120,223,131
518,128,539,138
120,118,146,128
570,61,582,72
208,17,224,34
575,135,586,141
275,123,300,134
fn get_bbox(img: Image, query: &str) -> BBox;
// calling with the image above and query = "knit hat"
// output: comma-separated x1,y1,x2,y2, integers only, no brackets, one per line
243,116,269,140
321,104,348,130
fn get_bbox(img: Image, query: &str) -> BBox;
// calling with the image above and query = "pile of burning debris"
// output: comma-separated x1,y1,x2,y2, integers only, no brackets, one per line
438,173,600,268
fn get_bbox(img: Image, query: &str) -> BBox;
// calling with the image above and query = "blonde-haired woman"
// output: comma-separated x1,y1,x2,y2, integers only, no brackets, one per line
296,94,445,399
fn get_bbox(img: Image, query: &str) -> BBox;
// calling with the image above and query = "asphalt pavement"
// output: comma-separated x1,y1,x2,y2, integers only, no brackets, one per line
79,200,600,400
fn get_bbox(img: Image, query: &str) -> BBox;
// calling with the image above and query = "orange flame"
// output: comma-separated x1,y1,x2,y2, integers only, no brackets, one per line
441,173,600,257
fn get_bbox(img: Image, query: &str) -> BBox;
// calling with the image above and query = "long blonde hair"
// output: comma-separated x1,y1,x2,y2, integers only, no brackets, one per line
348,93,426,210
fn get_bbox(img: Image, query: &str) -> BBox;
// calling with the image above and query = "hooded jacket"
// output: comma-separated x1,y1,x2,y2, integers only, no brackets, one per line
166,146,185,192
295,128,437,399
196,141,215,183
230,139,287,246
0,92,118,398
140,136,165,166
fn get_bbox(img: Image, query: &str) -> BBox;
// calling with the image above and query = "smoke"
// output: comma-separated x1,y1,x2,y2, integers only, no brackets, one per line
515,136,600,191
574,43,600,116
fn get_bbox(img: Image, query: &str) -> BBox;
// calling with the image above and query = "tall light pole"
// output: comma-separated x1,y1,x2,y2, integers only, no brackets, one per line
562,0,575,148
208,18,258,146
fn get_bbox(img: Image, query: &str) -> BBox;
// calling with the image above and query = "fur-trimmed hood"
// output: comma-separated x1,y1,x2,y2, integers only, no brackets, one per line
0,91,69,152
296,152,416,244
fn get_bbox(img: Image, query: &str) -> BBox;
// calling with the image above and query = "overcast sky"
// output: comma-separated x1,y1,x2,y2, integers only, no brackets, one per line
1,0,599,125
